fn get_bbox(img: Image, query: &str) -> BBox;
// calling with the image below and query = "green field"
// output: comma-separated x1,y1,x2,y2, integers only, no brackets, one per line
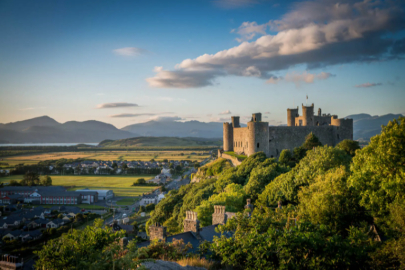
0,175,157,197
0,150,210,167
116,197,140,206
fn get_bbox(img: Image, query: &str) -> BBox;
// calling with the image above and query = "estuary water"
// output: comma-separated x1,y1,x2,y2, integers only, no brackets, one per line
0,143,99,147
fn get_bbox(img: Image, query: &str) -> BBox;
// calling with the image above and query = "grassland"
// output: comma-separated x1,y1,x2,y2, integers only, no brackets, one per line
0,175,157,197
116,197,140,206
224,151,247,160
0,150,210,167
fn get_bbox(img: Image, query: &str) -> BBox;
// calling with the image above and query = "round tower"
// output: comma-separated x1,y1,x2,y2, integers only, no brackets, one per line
302,103,314,126
287,107,299,127
223,122,233,151
231,116,240,128
247,121,269,156
251,113,262,122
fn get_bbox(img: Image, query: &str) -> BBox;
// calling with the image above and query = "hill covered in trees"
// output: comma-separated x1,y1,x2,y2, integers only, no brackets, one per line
98,137,222,148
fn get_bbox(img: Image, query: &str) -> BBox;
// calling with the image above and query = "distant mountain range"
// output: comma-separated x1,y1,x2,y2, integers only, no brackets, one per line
0,113,402,143
0,116,133,143
345,113,404,141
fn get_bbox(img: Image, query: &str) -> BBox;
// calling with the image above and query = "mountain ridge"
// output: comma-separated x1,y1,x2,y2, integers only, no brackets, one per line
0,113,402,143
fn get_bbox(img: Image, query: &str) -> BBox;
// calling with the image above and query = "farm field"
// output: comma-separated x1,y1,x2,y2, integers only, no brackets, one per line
0,175,157,197
0,150,210,166
116,197,140,206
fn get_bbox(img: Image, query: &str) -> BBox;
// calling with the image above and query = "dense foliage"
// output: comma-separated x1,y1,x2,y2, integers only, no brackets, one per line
33,117,405,269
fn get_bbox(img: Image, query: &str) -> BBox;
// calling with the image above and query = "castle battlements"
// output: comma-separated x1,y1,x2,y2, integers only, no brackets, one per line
223,103,353,158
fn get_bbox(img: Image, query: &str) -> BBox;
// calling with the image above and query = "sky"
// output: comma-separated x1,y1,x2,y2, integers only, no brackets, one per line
0,0,404,128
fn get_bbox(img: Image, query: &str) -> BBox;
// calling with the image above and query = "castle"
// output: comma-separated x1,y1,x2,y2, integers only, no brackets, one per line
222,103,353,158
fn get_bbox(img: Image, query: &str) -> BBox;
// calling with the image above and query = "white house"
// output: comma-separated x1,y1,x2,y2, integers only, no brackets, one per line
24,191,42,203
139,194,158,206
46,219,64,228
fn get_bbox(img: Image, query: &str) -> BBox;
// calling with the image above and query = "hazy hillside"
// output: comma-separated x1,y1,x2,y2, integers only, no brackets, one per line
99,137,222,147
121,120,224,138
0,116,134,143
345,113,403,140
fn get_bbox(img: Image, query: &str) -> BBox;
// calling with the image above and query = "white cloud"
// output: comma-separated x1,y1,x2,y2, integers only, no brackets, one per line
284,71,334,86
96,102,138,109
109,113,156,118
213,0,258,9
147,0,405,89
146,68,222,88
355,82,383,88
267,71,334,86
219,110,232,115
233,21,269,42
210,117,230,122
149,116,182,122
113,47,149,57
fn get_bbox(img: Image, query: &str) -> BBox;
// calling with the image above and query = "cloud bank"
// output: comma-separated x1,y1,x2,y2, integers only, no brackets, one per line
219,110,232,115
109,113,156,118
96,103,138,109
147,0,405,89
149,116,183,122
355,82,383,88
213,0,259,9
113,47,149,57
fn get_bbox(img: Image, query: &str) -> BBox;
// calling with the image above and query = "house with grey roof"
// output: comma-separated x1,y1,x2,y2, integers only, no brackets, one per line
21,229,42,242
139,194,157,206
137,203,238,253
0,215,24,229
2,230,23,240
46,218,64,228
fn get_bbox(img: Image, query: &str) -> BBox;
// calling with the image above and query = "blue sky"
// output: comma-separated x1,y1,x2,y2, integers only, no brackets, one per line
0,0,404,128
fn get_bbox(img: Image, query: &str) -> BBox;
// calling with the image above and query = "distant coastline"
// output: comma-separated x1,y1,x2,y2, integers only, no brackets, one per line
0,143,98,147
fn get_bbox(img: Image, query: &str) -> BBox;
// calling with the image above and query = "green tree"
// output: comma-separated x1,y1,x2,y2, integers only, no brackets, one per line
21,172,40,186
112,162,118,169
302,132,323,150
145,203,155,212
348,117,405,219
133,178,146,185
35,219,126,269
211,210,376,270
40,175,52,186
336,139,360,156
244,160,289,201
278,149,293,166
297,166,369,234
258,146,351,206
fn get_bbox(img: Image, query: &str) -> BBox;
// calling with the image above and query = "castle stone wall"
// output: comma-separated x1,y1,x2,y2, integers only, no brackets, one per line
233,127,249,154
268,126,337,157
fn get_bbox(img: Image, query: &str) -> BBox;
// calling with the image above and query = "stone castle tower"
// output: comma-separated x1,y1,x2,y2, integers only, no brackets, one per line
223,103,353,158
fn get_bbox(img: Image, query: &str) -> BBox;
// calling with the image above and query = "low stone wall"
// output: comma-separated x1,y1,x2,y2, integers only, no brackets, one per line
219,152,243,166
